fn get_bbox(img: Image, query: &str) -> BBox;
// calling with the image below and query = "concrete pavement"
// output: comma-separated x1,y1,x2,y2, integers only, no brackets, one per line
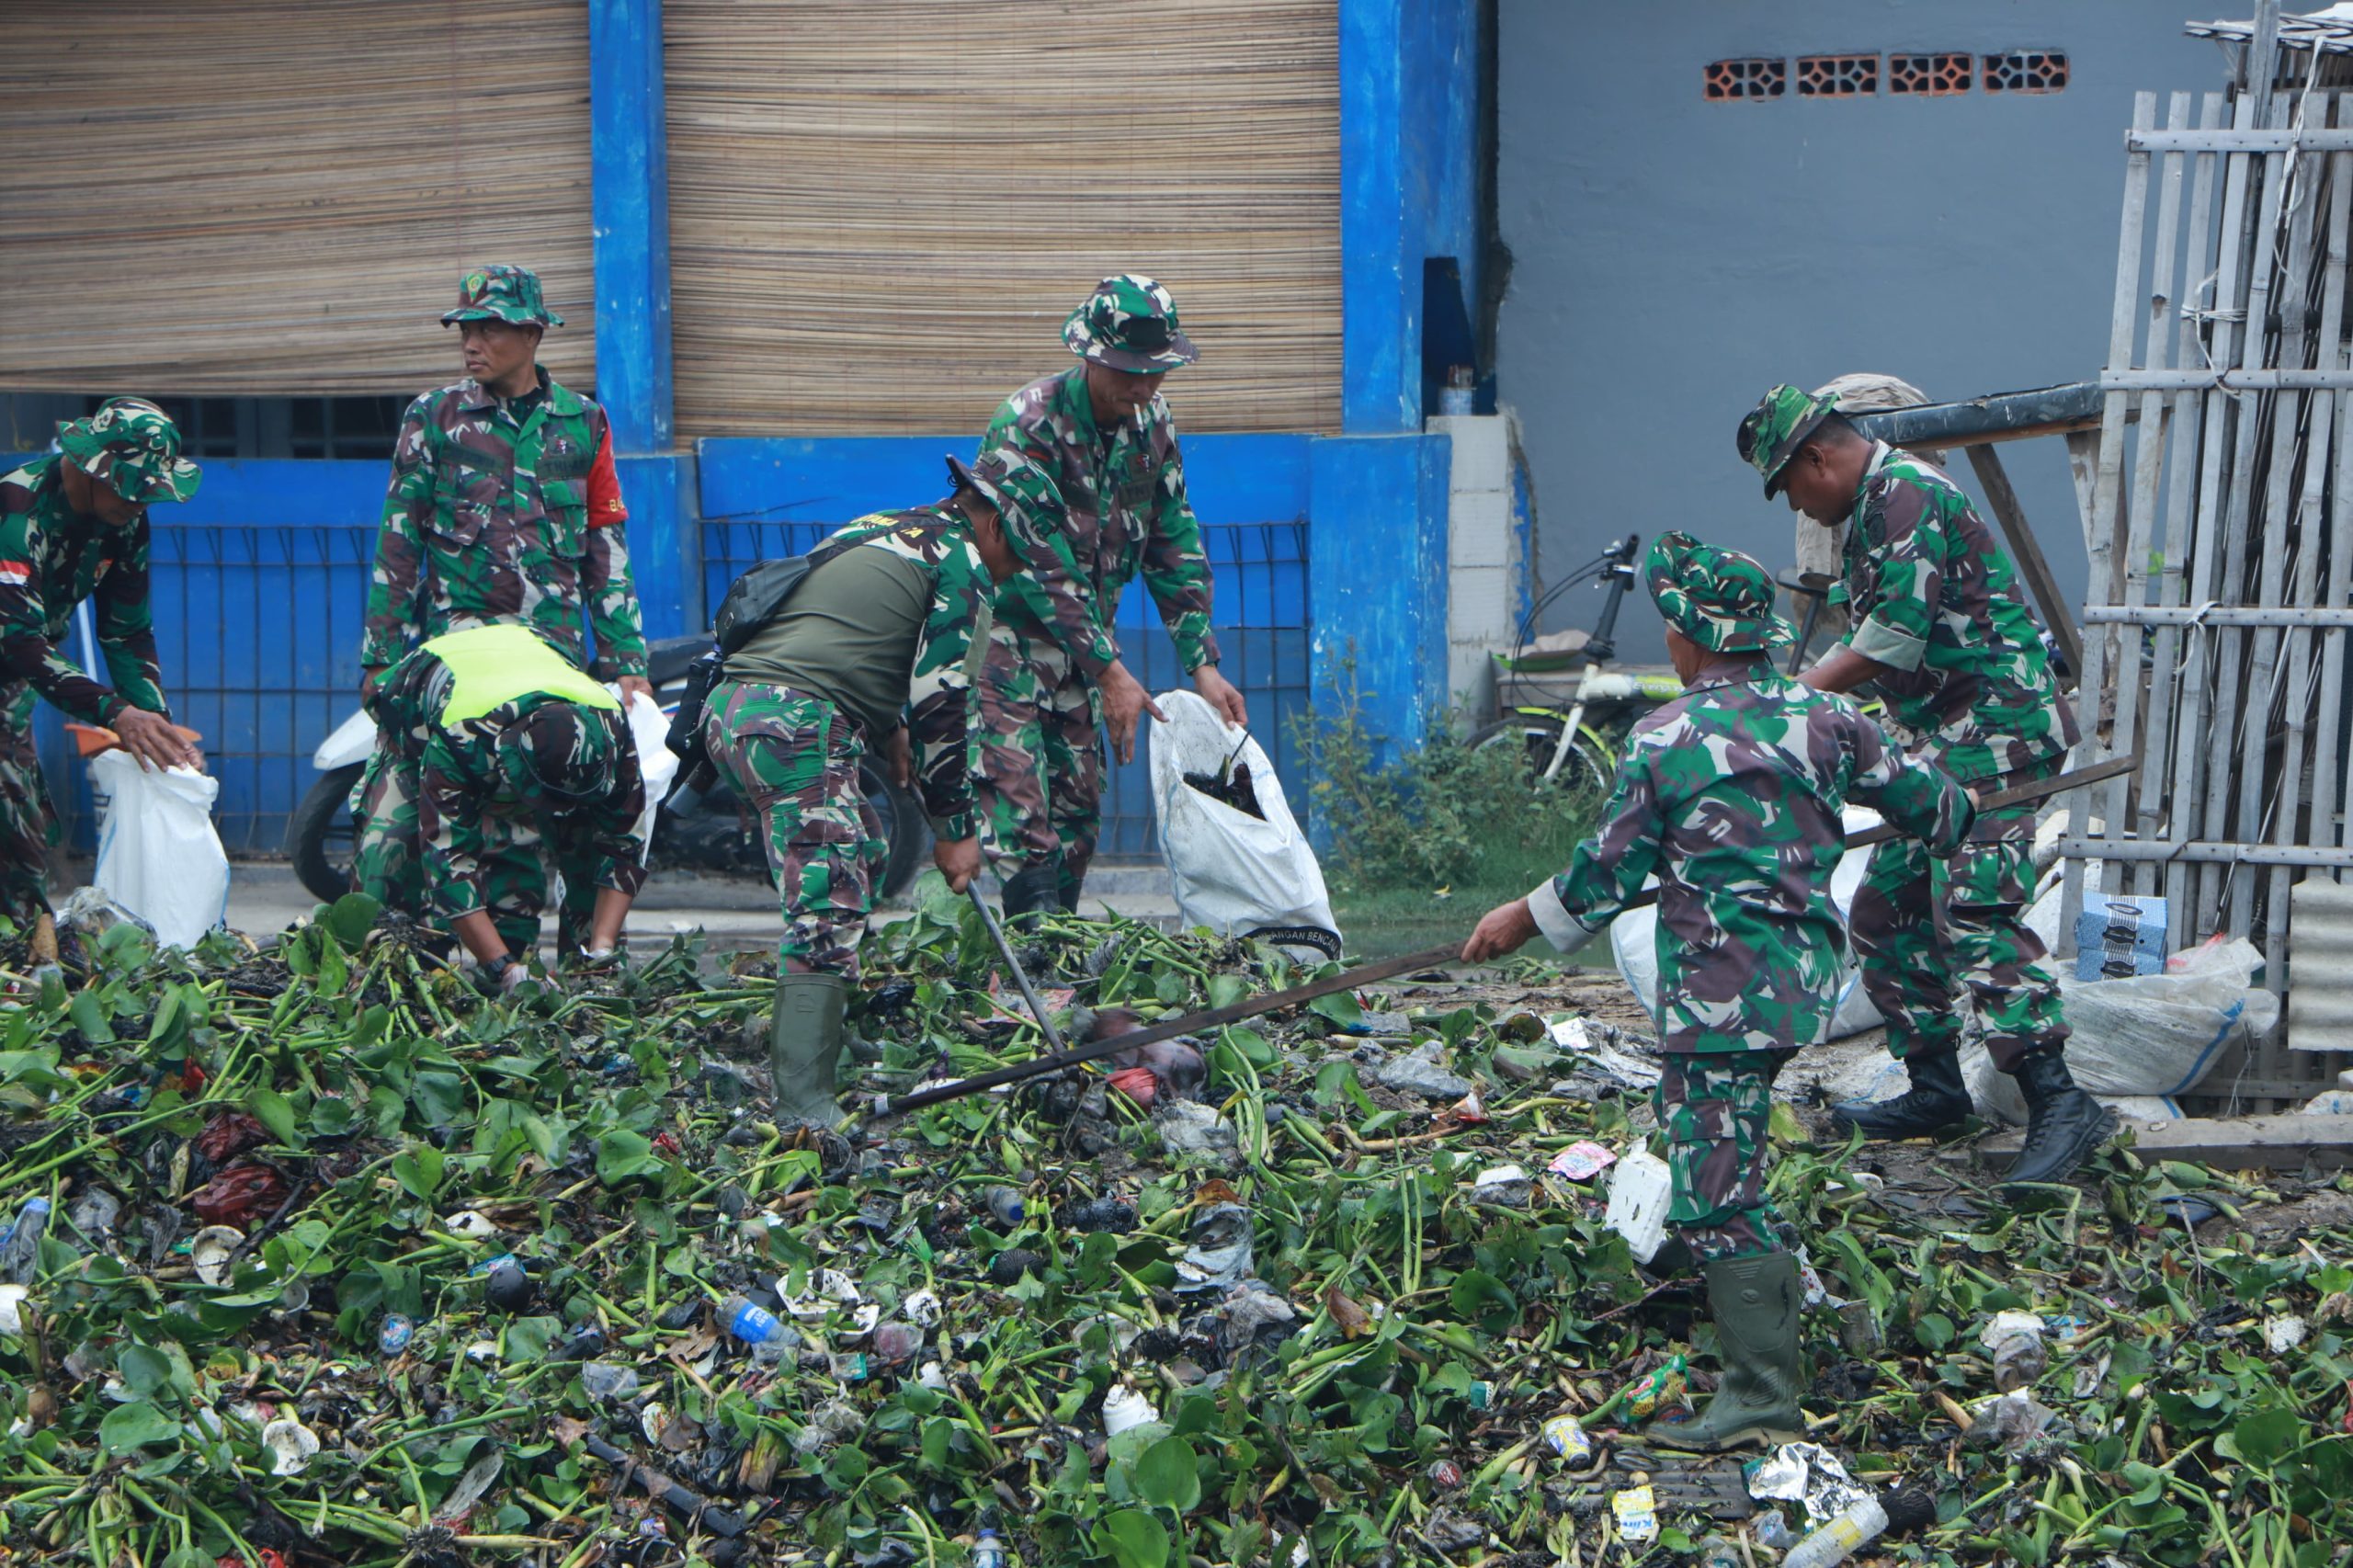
218,859,1183,951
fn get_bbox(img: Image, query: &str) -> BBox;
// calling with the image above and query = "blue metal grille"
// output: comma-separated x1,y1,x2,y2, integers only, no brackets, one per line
699,517,1312,859
36,520,375,855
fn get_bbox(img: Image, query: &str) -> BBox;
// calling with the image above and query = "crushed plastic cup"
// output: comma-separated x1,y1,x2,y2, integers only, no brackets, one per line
262,1416,320,1475
1980,1310,2048,1392
582,1362,640,1402
1540,1414,1592,1463
189,1225,243,1287
1101,1382,1160,1436
1472,1164,1533,1207
1753,1511,1795,1551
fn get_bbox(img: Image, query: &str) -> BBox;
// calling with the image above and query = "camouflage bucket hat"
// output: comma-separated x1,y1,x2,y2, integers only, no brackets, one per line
1645,530,1794,653
54,397,201,506
945,449,1051,555
1735,383,1841,499
441,264,564,328
1063,274,1198,373
504,702,616,803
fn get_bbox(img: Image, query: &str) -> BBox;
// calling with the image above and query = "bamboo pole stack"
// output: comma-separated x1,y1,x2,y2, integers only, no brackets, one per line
0,1,597,398
2070,62,2353,1101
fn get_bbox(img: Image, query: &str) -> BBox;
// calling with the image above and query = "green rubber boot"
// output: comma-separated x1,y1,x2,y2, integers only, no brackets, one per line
769,972,847,1127
1648,1250,1807,1452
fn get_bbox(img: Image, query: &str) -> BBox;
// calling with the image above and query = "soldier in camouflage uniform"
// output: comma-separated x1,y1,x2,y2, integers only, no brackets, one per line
0,399,205,946
367,623,645,994
353,265,651,924
1463,532,1973,1450
972,275,1249,919
704,451,1037,1122
1739,384,2109,1189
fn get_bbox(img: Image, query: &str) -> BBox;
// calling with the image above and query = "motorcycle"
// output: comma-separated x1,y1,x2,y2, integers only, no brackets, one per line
283,633,928,904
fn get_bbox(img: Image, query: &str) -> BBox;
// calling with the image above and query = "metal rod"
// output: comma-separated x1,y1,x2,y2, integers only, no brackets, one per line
2080,606,2353,626
873,938,1468,1118
2058,839,2353,867
2101,368,2353,389
967,884,1067,1055
881,758,2139,1119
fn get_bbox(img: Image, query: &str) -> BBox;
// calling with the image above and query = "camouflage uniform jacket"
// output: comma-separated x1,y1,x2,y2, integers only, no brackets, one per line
1529,670,1974,1052
366,664,647,922
1832,442,2080,783
0,456,169,727
976,366,1220,676
361,369,648,679
731,508,994,842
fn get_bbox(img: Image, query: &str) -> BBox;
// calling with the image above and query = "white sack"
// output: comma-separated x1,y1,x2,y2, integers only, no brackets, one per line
1608,805,1884,1040
1148,690,1340,960
618,688,677,866
88,749,229,949
1968,936,2277,1123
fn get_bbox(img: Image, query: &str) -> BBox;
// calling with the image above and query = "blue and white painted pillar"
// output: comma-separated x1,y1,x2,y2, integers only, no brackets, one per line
588,0,693,639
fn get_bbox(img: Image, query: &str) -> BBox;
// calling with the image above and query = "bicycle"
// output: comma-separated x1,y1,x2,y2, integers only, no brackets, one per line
1469,532,1686,796
1472,535,1876,810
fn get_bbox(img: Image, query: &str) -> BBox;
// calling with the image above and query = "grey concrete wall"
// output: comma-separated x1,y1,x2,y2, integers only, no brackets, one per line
1498,0,2219,660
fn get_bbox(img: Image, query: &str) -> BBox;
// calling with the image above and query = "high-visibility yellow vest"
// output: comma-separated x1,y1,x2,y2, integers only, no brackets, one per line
426,623,620,725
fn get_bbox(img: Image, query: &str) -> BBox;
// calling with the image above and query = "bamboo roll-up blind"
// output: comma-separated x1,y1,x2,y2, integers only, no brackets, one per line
0,1,595,397
665,0,1340,437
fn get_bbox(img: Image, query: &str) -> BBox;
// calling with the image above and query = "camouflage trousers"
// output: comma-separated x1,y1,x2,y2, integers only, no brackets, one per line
1656,1049,1796,1263
972,627,1102,898
353,747,599,956
0,687,58,926
351,744,425,919
703,679,884,978
1850,760,2070,1074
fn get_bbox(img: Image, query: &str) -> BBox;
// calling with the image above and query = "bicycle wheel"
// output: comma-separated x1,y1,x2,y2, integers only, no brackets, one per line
1468,717,1610,797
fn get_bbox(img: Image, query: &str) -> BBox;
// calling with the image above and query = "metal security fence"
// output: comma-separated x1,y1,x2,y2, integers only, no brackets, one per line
37,520,376,856
699,517,1313,859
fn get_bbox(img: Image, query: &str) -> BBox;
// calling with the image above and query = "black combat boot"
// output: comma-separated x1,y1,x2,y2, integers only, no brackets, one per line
998,865,1063,929
2003,1048,2113,1188
1056,867,1086,916
1829,1048,1972,1141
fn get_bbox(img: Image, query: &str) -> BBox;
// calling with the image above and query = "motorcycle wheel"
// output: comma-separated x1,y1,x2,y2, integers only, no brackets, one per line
286,762,366,903
859,759,928,898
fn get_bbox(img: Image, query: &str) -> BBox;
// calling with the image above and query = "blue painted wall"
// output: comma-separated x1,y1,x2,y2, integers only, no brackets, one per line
1343,0,1485,433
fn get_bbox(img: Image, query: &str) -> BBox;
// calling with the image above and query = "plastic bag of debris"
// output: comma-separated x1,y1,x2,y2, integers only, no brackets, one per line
1969,935,2277,1123
618,687,676,865
88,748,229,949
1149,690,1341,960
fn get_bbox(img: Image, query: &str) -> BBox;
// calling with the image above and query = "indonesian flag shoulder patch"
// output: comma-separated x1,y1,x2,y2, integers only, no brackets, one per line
0,561,31,587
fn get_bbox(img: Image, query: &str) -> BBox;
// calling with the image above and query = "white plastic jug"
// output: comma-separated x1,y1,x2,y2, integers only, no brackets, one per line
1603,1146,1673,1263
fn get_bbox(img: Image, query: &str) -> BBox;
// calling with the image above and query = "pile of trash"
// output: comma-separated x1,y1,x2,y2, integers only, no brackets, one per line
0,883,2346,1567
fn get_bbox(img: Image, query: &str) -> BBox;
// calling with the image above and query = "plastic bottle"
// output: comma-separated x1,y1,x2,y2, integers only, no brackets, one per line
582,1362,641,1402
982,1187,1026,1227
719,1292,785,1346
0,1198,51,1285
1779,1496,1889,1568
972,1528,1005,1568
